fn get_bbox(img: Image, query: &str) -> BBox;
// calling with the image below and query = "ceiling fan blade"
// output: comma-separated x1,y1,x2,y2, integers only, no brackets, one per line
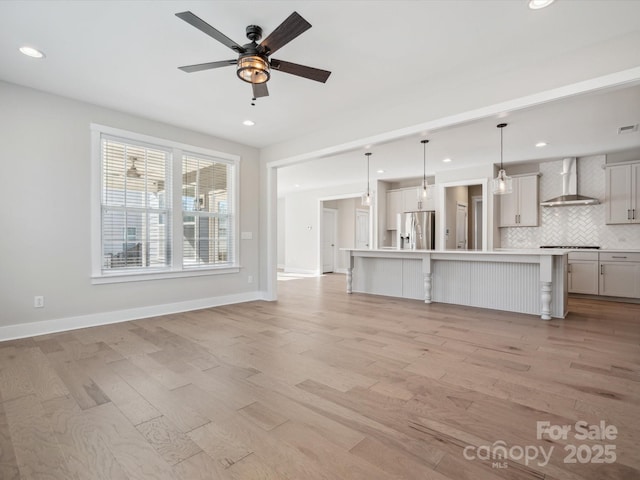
176,11,245,53
260,11,311,55
270,59,331,83
178,60,237,73
252,82,269,98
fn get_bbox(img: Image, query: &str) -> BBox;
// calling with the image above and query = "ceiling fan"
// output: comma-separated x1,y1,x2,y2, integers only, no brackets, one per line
175,11,331,99
126,157,142,178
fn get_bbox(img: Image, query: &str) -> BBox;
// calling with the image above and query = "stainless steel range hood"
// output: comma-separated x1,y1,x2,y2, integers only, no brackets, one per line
540,157,600,207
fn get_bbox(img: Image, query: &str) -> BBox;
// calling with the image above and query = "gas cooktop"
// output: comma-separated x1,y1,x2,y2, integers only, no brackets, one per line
539,245,600,249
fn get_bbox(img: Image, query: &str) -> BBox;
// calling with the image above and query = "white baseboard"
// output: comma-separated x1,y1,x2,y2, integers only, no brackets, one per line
283,267,320,275
335,268,348,274
0,291,264,342
277,263,285,270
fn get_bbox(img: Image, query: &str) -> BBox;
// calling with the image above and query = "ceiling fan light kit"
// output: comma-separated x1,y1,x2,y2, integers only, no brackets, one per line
237,55,270,84
176,11,331,100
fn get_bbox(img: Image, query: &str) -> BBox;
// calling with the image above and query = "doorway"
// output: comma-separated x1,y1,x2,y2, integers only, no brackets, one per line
440,179,488,251
322,208,337,273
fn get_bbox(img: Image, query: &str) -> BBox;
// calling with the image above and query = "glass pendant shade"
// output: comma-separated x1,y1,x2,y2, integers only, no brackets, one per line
418,179,433,200
492,123,513,195
236,55,270,84
492,169,513,195
417,139,432,202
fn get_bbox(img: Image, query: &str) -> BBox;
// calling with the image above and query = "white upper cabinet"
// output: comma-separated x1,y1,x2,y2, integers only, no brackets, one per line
386,187,435,229
386,190,402,230
402,188,418,213
605,162,640,224
499,174,539,227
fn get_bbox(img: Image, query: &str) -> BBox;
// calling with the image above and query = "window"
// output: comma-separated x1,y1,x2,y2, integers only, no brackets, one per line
91,125,239,282
182,154,233,268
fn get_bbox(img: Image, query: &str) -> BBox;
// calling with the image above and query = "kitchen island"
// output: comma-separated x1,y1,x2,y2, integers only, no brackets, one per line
343,249,568,319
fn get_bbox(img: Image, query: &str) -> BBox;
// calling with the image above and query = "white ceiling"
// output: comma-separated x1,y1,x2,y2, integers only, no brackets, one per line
278,83,640,194
1,0,640,192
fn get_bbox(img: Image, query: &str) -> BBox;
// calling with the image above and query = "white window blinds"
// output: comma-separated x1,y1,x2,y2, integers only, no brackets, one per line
101,137,172,272
93,125,240,280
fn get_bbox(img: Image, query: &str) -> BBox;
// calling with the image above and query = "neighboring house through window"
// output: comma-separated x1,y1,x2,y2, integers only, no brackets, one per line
91,124,239,283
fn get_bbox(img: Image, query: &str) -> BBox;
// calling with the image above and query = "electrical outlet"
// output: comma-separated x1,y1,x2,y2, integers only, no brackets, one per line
248,275,254,284
34,296,44,308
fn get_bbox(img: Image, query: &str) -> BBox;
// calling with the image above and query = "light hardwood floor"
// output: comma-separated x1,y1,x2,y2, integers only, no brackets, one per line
1,273,639,479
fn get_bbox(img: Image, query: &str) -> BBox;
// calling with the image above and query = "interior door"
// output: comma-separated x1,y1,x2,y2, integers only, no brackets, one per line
456,203,468,249
355,209,370,249
322,208,337,273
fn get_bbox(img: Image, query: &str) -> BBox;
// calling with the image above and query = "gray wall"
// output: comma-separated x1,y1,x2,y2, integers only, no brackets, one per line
0,81,260,329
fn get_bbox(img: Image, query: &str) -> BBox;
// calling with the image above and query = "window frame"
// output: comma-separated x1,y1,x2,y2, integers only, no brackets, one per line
90,124,240,284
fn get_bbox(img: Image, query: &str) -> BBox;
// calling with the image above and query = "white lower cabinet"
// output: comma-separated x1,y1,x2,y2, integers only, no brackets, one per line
568,252,599,295
599,252,640,298
568,251,640,299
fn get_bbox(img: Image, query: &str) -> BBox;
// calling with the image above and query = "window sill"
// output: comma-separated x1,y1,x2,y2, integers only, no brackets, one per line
91,266,241,284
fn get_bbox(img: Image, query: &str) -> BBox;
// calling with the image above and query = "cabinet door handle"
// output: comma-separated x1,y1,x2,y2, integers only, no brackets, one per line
600,265,604,275
568,264,572,273
611,256,627,259
628,209,632,220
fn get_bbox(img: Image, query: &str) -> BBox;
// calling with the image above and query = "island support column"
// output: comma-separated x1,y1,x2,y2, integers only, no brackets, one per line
539,255,553,320
422,254,433,303
346,252,354,294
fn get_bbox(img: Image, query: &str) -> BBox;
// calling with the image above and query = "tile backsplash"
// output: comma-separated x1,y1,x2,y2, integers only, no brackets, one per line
500,155,640,249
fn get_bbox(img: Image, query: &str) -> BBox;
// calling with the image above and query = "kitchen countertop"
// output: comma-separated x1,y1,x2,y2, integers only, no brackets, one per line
348,248,568,255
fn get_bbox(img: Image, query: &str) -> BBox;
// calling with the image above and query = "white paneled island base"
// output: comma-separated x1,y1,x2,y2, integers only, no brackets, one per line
344,249,568,319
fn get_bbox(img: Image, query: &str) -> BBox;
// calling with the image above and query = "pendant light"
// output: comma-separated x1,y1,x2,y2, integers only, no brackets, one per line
492,123,513,195
419,139,432,200
361,152,373,206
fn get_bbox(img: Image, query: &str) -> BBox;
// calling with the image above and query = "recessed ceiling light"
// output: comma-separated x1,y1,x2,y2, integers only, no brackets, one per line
442,158,452,163
294,184,300,188
19,46,45,58
535,142,548,147
376,169,385,174
528,0,555,10
242,120,255,126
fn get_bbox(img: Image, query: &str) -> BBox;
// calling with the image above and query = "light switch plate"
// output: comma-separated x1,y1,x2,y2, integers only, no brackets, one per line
241,231,253,240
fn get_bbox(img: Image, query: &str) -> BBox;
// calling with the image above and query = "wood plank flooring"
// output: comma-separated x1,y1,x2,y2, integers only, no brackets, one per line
1,273,639,479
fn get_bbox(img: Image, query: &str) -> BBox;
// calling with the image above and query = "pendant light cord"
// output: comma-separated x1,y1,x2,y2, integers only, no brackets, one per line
421,139,429,186
365,152,372,195
500,128,504,170
497,123,507,171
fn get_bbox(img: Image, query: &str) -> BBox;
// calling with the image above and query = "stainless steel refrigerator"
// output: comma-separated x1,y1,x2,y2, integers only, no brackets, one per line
398,211,436,250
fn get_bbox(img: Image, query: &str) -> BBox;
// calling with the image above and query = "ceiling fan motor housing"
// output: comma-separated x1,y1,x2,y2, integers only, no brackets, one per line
245,25,263,42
